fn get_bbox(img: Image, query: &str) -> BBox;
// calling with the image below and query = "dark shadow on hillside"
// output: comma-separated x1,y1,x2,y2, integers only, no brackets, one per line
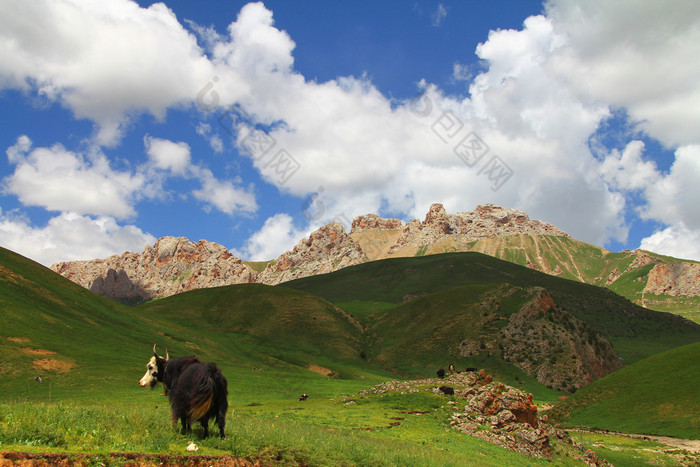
90,268,149,305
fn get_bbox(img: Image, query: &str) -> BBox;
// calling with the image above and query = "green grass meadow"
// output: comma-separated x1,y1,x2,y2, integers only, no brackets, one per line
1,247,699,465
549,341,700,439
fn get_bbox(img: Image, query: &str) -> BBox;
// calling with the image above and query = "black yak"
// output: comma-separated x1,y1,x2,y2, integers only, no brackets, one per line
439,386,455,395
437,368,445,378
139,345,228,438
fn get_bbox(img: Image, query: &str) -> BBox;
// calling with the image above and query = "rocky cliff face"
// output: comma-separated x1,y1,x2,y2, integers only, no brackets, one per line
51,237,256,303
351,214,403,232
498,289,622,392
51,203,699,306
260,203,570,284
644,262,700,297
383,203,568,258
257,222,366,285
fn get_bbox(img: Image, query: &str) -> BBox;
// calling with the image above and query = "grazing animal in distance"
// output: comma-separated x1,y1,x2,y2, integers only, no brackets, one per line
139,345,228,438
465,367,477,372
299,394,309,401
439,386,455,395
448,363,456,373
437,368,445,378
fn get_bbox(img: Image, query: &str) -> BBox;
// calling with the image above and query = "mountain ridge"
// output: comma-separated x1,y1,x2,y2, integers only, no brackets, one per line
50,204,699,317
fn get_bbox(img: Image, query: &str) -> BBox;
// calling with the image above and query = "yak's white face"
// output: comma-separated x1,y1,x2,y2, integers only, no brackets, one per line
139,356,158,388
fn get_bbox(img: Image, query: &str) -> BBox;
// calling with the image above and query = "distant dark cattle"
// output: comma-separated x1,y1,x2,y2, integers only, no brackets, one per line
437,368,445,378
439,386,455,395
139,345,228,438
465,367,477,372
299,394,309,401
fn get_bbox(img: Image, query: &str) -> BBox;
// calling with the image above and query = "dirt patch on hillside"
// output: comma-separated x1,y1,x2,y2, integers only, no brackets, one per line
0,363,18,376
645,435,700,454
32,359,73,373
0,452,267,466
307,363,334,376
21,348,56,356
571,428,700,454
0,265,29,286
83,317,98,326
7,337,30,343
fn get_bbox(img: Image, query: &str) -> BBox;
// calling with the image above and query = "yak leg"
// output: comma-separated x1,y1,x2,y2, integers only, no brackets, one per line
199,416,210,438
216,410,226,439
180,416,192,435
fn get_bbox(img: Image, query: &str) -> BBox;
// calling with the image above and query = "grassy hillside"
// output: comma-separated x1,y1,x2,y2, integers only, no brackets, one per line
549,341,700,439
1,246,697,465
464,235,698,323
364,283,623,393
359,232,697,323
0,247,567,465
283,252,700,364
137,283,366,370
0,247,161,400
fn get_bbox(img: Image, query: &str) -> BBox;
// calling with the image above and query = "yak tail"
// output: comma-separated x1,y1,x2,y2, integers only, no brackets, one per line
189,363,217,421
189,390,213,421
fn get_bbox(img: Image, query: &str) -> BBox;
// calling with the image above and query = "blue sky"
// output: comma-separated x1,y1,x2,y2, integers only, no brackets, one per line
1,0,699,266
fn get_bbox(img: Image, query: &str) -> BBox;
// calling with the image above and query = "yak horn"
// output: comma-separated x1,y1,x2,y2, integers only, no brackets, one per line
165,348,169,361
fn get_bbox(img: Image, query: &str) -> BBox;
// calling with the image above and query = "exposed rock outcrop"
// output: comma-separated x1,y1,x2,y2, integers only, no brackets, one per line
257,222,366,285
51,237,256,303
644,262,700,297
357,373,548,458
50,203,698,306
498,289,623,392
350,214,402,232
386,203,568,257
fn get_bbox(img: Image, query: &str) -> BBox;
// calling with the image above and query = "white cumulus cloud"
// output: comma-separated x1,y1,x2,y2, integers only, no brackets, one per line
641,145,700,230
599,141,659,192
233,213,310,261
640,222,700,261
2,0,700,263
0,209,155,266
545,0,700,147
191,167,257,215
3,136,145,219
0,0,245,146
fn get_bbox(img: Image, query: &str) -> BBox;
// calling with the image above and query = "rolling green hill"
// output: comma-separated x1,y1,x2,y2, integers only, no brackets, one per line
462,235,699,324
0,247,382,403
359,230,698,323
0,246,161,399
283,252,700,364
137,283,366,368
549,341,700,439
1,245,698,464
0,247,557,465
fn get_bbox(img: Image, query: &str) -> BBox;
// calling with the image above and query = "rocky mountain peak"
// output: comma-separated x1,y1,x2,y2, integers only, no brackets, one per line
257,222,366,285
51,203,698,308
383,203,568,257
51,236,256,303
351,214,403,232
424,202,448,224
